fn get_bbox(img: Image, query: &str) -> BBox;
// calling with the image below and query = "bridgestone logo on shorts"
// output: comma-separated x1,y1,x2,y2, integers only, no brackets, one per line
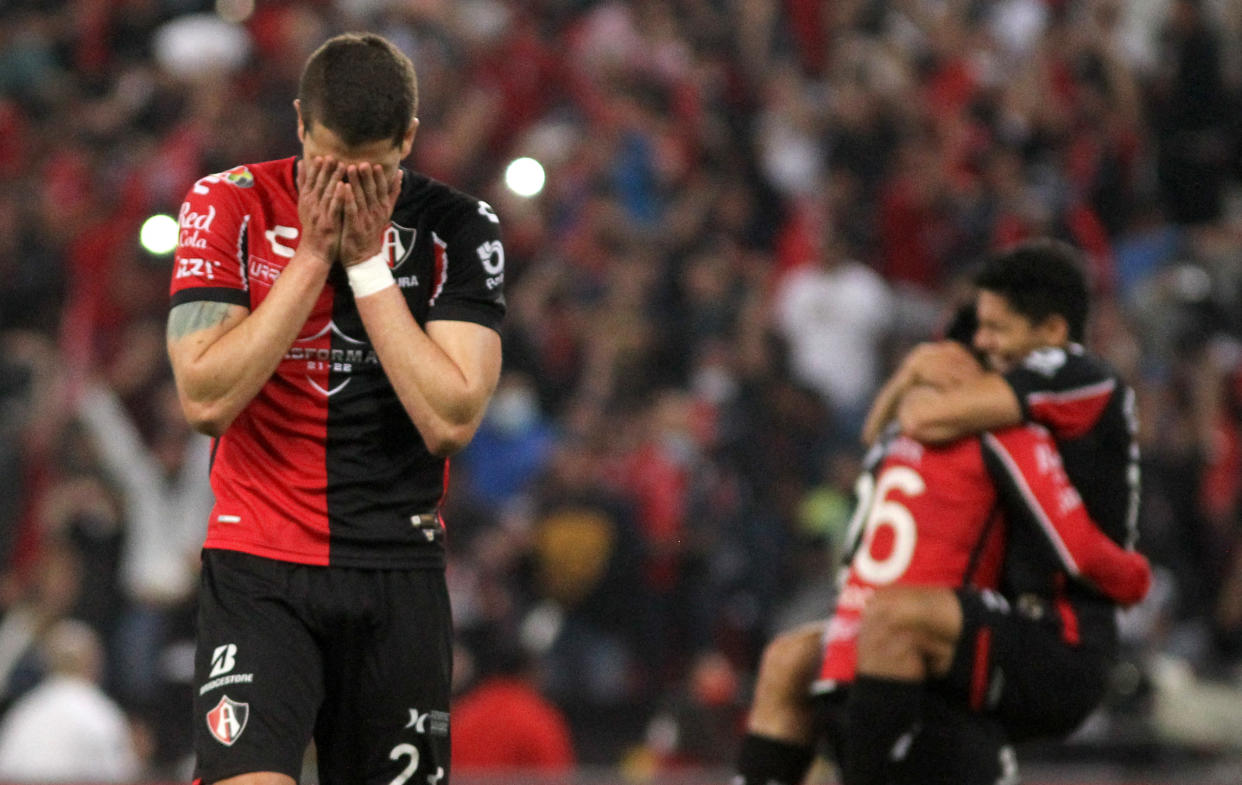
200,673,255,695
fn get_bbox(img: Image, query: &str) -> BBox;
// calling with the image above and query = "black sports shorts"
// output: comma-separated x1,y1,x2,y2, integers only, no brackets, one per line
940,587,1108,741
193,549,452,785
812,689,1018,785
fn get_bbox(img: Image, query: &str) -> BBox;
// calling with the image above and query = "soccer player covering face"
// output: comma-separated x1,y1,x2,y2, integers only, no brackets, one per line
166,34,505,785
732,302,1149,785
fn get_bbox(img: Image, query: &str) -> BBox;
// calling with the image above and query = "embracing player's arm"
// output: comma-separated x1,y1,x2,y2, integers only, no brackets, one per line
896,373,1022,444
863,340,1018,445
167,157,345,436
340,163,502,457
983,426,1150,606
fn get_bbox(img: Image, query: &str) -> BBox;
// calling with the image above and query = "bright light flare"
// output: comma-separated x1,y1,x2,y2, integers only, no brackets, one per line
140,214,180,256
504,157,545,197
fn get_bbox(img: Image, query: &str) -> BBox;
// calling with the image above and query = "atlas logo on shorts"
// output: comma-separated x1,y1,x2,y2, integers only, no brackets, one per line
207,695,250,746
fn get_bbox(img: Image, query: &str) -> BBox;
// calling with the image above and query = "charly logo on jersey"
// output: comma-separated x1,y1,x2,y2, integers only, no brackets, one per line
260,222,416,277
286,320,379,397
206,695,250,746
266,224,298,259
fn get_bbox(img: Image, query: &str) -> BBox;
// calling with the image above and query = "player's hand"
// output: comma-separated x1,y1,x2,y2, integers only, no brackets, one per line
296,156,345,265
903,341,982,389
1100,550,1152,607
340,163,402,267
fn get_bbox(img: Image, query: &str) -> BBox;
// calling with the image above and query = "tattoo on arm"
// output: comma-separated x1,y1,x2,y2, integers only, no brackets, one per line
167,301,236,341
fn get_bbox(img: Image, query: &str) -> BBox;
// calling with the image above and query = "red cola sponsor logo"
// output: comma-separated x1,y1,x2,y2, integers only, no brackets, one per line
179,203,216,250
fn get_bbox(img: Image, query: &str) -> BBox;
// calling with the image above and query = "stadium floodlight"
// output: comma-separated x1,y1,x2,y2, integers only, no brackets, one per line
140,214,180,256
504,156,545,198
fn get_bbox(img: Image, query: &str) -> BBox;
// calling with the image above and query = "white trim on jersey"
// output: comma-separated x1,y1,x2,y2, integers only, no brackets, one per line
236,214,250,292
981,431,1081,577
428,232,448,306
1025,378,1116,408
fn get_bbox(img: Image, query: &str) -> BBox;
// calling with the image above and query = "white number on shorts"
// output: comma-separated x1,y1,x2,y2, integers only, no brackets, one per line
388,743,420,785
853,465,924,585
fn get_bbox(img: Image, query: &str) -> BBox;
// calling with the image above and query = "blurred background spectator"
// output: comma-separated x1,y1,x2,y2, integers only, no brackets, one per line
3,0,1242,779
0,619,146,783
451,628,576,775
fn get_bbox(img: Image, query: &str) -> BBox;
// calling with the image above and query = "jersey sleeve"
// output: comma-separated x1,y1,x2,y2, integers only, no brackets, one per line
425,199,506,331
982,425,1150,605
1002,348,1117,439
168,173,251,309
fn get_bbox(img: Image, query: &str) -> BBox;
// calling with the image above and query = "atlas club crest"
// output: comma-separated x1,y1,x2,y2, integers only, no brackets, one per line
383,222,416,270
206,695,250,746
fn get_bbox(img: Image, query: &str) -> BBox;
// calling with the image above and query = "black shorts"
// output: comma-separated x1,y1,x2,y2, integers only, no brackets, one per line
193,549,452,785
940,587,1108,741
812,689,1018,785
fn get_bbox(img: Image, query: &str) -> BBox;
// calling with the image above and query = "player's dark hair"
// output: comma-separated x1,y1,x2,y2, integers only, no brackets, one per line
298,33,417,148
943,303,979,347
972,239,1090,342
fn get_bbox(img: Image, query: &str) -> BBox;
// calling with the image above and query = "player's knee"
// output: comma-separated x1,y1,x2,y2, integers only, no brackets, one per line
860,587,922,635
859,587,962,666
858,587,940,653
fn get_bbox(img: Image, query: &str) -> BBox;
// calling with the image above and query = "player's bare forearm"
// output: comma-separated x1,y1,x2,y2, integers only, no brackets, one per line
167,252,331,435
898,374,1022,443
862,342,982,445
861,365,915,445
354,287,501,456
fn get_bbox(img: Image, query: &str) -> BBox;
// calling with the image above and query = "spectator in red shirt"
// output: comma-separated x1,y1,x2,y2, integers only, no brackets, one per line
452,640,576,774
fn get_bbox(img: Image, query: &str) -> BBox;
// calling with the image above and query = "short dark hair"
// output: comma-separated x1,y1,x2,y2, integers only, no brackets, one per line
973,239,1090,342
297,33,417,148
943,302,979,347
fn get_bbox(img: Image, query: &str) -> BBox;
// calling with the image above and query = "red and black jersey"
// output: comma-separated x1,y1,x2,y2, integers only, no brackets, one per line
169,158,505,569
815,424,1136,689
1002,344,1140,648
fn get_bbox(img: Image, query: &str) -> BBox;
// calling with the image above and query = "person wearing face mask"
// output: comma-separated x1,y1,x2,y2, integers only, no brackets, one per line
166,33,505,785
456,372,556,513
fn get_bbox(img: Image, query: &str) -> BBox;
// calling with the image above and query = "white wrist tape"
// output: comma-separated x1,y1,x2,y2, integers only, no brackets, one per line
346,252,396,297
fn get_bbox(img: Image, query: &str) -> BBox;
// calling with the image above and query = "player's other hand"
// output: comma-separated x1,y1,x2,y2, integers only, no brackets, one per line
1104,550,1153,607
902,341,983,390
296,156,345,265
340,163,402,267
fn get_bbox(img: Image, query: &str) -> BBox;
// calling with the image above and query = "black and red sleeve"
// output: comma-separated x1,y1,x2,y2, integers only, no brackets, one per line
981,425,1149,605
169,173,251,309
425,198,506,331
1003,347,1117,440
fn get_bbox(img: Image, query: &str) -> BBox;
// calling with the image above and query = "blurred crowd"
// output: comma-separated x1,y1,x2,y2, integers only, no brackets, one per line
3,0,1242,779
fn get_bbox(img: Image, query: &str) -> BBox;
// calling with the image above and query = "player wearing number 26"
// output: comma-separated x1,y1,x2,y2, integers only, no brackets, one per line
801,414,1149,784
166,33,504,785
